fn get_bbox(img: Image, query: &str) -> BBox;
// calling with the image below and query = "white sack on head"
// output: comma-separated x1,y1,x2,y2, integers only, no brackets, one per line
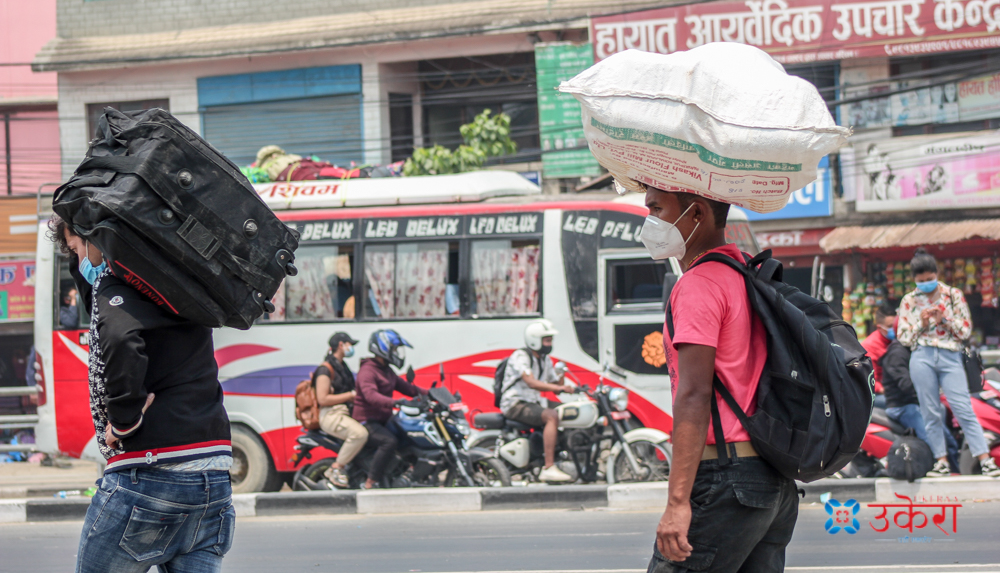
559,43,851,213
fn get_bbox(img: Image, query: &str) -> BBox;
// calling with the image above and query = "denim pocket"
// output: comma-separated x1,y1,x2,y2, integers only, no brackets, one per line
119,506,188,561
212,504,236,557
732,481,782,510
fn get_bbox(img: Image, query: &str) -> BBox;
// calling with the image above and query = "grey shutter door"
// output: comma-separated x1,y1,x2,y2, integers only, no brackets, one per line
201,95,363,168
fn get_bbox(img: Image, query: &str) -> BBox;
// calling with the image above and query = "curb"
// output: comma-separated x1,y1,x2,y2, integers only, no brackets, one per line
1,477,996,523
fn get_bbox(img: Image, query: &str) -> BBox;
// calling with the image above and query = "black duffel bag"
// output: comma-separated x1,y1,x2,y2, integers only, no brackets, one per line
885,434,935,482
53,107,299,330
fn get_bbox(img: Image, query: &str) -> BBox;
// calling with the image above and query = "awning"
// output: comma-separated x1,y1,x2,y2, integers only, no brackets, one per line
32,0,667,72
820,219,1001,253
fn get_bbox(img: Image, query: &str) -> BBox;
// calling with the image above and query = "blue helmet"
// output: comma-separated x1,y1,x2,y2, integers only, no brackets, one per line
369,329,412,369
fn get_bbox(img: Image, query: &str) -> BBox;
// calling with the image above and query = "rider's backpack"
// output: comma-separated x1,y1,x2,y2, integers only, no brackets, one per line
666,250,874,483
52,107,300,330
493,349,536,409
295,361,333,431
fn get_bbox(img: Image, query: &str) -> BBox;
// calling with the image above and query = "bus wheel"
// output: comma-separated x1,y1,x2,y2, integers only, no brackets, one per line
230,425,280,493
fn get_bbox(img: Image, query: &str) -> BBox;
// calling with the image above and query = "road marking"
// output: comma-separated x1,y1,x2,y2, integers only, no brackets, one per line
409,567,1001,573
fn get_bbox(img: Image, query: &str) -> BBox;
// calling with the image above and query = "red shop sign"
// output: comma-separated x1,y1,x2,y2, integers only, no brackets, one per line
591,0,1000,64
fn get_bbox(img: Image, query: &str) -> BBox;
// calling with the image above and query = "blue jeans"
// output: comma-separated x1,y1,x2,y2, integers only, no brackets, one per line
910,346,989,459
77,469,235,573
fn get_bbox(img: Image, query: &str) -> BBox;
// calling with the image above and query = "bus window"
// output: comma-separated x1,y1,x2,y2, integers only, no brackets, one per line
364,242,459,319
54,255,88,330
469,239,541,317
271,244,355,322
607,258,668,313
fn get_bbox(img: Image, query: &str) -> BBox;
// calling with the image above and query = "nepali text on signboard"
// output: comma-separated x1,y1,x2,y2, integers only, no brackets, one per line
590,0,1000,64
535,43,603,179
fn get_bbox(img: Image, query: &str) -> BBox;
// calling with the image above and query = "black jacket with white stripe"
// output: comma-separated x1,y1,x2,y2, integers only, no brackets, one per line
85,269,231,472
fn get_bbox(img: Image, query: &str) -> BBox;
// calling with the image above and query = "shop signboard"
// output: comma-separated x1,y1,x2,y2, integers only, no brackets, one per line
534,43,602,179
739,156,833,220
958,72,1001,122
591,0,1000,64
0,259,35,321
853,131,1000,212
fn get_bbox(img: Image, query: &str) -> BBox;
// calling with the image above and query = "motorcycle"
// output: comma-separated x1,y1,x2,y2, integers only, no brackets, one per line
838,368,1001,478
467,364,671,484
292,384,511,490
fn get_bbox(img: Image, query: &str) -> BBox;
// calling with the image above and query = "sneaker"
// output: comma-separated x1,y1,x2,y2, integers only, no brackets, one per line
539,465,573,483
323,466,350,488
926,459,950,478
980,457,1001,477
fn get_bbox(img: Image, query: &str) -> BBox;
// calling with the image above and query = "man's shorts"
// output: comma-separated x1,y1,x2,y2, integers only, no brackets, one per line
504,401,549,428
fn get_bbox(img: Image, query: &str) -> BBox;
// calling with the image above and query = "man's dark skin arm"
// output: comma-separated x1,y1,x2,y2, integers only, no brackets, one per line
656,343,716,561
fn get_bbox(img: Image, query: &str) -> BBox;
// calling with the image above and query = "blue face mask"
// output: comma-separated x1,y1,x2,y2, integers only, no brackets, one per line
916,279,939,294
344,345,355,358
78,243,106,285
885,327,896,341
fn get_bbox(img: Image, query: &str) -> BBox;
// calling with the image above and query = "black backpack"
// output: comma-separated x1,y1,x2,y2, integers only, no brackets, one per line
886,435,934,482
53,108,300,330
666,250,874,483
493,348,537,408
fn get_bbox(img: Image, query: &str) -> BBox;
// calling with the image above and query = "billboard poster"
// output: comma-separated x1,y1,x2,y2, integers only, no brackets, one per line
740,156,833,220
591,0,1000,64
534,43,603,179
0,259,35,321
853,131,1000,212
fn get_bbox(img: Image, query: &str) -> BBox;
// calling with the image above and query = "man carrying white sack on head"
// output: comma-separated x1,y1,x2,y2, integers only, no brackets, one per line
561,43,852,573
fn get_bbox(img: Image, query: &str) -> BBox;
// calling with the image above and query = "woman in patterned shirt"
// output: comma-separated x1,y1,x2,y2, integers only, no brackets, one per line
898,248,999,477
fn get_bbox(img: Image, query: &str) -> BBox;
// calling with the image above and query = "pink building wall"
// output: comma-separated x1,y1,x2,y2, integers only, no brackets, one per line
0,0,61,196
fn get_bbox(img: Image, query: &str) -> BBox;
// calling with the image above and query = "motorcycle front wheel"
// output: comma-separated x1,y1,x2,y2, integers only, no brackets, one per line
609,440,671,483
446,457,512,487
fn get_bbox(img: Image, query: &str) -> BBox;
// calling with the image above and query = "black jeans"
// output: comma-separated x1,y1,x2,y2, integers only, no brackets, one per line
648,457,798,573
363,420,399,482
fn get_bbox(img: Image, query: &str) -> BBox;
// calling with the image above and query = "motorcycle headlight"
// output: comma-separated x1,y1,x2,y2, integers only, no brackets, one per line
609,388,629,412
454,417,471,436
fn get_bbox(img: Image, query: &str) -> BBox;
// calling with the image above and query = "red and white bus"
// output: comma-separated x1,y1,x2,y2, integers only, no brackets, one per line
32,171,758,492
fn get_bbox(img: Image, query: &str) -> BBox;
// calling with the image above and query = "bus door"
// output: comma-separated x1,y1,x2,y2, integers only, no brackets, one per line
596,250,683,416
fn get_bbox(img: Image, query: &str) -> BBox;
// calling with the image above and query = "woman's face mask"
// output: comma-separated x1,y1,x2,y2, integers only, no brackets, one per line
640,203,699,260
78,242,107,285
915,279,939,294
343,344,355,358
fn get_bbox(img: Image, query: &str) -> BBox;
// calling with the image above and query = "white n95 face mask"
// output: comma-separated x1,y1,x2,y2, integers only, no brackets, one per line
639,204,699,260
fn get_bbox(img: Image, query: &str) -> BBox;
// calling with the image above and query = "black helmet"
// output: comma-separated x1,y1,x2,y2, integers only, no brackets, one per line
369,329,412,369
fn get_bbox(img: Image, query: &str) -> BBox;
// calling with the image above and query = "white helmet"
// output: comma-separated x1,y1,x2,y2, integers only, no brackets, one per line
524,319,559,351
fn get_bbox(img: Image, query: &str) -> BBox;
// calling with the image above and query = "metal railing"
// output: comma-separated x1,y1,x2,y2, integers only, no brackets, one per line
0,385,41,452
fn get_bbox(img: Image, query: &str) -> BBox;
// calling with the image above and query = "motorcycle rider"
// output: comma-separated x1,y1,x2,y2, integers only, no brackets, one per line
499,320,576,483
315,332,367,488
353,329,428,489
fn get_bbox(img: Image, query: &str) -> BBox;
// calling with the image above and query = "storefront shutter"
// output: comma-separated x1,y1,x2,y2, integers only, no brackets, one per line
198,65,363,168
201,95,363,167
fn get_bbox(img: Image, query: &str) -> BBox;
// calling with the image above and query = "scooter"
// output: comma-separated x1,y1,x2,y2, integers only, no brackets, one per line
467,363,671,484
946,368,1000,474
292,384,511,490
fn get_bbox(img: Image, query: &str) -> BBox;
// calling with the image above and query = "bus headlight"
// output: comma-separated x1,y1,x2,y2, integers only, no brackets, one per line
609,388,629,412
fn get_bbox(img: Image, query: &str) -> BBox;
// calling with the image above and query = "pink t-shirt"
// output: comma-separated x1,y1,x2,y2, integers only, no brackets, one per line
663,244,767,445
